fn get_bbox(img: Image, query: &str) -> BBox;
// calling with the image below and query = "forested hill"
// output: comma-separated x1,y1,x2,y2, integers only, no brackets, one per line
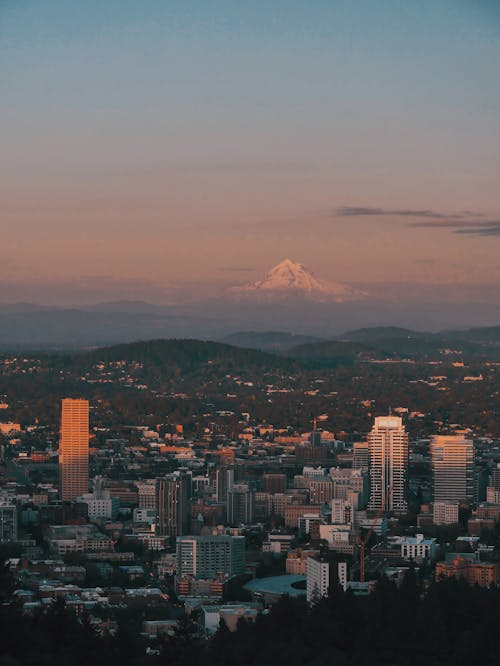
75,339,297,377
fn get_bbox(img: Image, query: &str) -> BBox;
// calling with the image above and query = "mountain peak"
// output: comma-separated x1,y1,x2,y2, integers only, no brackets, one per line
229,259,365,303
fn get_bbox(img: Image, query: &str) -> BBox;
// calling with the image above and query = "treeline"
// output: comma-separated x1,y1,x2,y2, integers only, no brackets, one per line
1,572,500,665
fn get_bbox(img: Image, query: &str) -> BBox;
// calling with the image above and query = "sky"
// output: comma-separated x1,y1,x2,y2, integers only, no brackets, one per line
1,0,500,304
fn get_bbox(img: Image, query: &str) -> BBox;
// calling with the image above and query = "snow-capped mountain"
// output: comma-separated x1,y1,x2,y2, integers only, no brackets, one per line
229,259,365,303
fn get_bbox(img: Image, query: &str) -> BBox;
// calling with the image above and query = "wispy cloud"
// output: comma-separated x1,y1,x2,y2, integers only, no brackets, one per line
455,223,500,236
336,206,500,238
336,206,478,219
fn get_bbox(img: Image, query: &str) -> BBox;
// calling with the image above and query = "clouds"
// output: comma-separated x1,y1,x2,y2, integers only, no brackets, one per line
335,206,500,237
455,223,500,236
336,206,458,218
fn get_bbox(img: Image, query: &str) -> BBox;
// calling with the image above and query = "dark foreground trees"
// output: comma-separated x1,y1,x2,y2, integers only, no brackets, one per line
1,575,500,665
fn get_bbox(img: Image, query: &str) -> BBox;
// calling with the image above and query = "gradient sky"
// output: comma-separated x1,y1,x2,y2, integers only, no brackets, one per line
1,0,500,303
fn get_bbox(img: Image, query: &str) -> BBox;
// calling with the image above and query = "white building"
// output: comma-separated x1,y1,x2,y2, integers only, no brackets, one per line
398,534,437,561
368,416,408,514
306,557,329,603
76,490,119,520
337,562,347,592
331,499,354,526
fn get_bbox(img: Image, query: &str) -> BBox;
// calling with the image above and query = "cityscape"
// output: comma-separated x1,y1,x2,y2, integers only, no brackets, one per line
1,337,500,663
1,1,500,665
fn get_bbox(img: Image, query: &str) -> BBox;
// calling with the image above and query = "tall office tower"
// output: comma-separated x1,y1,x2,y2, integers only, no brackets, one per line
212,466,234,503
176,535,245,579
59,398,89,501
227,484,254,526
430,435,475,504
157,473,191,538
368,415,409,514
353,441,370,471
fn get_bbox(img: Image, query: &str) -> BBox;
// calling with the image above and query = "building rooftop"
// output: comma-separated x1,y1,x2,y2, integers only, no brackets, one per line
244,575,306,597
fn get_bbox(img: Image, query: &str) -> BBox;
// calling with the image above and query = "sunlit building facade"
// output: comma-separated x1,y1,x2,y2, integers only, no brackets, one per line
368,416,408,514
59,398,89,501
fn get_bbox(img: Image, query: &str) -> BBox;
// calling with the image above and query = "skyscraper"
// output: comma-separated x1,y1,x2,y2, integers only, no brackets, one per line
59,398,89,501
157,473,191,538
430,435,475,504
227,483,254,526
368,415,408,514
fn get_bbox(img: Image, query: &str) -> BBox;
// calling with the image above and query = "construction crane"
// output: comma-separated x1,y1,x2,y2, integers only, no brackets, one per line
357,484,393,583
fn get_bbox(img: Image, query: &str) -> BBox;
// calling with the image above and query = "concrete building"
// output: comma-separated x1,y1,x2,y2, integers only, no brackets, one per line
436,556,499,588
201,603,260,635
430,435,475,505
77,477,119,520
176,535,245,579
306,557,329,603
433,501,459,526
136,481,157,510
59,398,89,501
329,467,367,508
331,499,354,526
397,534,437,561
368,416,408,514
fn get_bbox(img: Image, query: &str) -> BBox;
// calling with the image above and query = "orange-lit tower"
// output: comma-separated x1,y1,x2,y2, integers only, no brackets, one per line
59,398,89,500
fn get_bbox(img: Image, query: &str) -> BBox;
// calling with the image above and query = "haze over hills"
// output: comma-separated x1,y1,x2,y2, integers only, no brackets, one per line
2,298,500,350
2,257,500,348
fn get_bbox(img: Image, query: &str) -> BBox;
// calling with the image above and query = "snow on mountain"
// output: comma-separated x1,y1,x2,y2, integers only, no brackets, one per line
229,259,365,303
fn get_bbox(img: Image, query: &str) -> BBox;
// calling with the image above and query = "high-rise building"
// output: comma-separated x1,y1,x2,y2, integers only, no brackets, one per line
368,416,408,514
211,466,234,503
353,441,370,471
227,484,254,526
157,473,191,538
306,556,330,603
430,435,475,504
176,535,245,579
59,398,89,501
